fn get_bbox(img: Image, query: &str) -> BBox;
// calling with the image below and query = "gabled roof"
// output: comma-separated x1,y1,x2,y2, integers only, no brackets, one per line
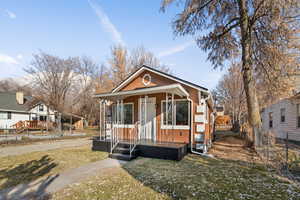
0,92,32,112
111,65,208,93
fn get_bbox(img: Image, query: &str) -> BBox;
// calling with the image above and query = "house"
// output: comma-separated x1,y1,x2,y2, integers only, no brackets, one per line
0,91,56,130
261,93,300,142
93,65,214,161
216,106,225,116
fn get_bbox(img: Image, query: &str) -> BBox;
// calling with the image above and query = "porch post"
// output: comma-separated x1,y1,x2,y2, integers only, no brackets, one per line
165,92,168,142
99,100,102,140
172,93,174,142
121,99,124,141
103,100,106,140
144,95,148,141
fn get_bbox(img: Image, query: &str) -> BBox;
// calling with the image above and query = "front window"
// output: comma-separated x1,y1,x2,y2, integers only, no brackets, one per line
115,103,134,125
162,100,189,127
269,112,273,128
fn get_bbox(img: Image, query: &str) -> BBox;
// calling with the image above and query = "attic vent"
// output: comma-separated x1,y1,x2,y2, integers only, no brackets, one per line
142,73,151,86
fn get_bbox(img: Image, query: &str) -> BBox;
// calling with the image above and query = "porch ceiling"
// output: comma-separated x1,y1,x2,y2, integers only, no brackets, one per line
94,84,189,100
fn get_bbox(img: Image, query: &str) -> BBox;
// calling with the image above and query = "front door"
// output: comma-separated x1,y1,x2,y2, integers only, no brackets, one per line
139,97,156,141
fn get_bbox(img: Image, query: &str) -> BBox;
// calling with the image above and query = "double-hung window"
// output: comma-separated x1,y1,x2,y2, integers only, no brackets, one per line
161,100,190,129
297,104,300,128
0,112,8,120
280,108,286,123
269,112,273,128
39,105,44,112
115,103,134,125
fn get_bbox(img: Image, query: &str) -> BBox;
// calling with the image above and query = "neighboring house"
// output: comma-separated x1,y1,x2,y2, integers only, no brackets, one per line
261,93,300,141
93,65,214,161
0,92,56,130
216,106,225,116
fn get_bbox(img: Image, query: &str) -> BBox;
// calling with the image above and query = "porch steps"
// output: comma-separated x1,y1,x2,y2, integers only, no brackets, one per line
109,143,139,161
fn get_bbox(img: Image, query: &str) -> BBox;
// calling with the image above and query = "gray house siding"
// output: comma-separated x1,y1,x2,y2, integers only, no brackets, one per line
262,98,300,141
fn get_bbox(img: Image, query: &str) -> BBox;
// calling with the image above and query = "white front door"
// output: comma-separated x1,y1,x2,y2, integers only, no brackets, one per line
139,97,156,141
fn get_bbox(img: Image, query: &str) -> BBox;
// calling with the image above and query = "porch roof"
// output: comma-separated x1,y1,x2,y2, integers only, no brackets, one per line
94,84,189,100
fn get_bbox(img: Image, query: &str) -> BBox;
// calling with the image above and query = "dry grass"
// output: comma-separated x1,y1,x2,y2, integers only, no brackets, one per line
0,145,107,190
52,134,300,200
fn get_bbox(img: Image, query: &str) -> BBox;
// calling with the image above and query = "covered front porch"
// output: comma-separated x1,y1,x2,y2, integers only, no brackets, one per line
93,84,191,160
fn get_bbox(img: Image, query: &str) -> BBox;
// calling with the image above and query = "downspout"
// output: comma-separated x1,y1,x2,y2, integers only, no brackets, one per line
188,92,213,157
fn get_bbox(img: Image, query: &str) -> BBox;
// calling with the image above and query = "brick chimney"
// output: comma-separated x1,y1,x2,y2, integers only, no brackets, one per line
16,91,24,105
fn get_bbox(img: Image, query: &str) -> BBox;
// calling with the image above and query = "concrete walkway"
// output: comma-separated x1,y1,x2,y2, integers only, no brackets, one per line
0,158,127,200
0,138,90,157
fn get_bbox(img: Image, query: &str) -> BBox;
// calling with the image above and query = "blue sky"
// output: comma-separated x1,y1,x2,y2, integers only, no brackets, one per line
0,0,224,89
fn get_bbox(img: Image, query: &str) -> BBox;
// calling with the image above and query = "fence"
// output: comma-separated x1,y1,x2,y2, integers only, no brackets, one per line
259,131,300,184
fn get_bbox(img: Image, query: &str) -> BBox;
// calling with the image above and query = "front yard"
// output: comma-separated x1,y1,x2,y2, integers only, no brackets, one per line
52,136,300,200
0,145,107,190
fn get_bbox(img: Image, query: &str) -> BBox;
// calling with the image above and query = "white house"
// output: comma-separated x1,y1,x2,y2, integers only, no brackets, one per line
0,92,56,130
261,93,300,141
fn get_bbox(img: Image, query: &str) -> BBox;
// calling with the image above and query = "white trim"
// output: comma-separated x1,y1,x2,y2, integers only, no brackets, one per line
142,73,151,86
112,66,208,93
161,99,190,129
161,125,190,130
113,124,135,128
95,84,189,98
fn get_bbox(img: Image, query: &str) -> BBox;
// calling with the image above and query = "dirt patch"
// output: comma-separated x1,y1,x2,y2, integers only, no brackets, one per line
210,133,261,164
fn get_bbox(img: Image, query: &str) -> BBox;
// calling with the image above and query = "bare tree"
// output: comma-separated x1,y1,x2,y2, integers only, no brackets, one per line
129,46,170,73
25,52,80,131
161,0,300,147
214,63,247,131
109,45,129,86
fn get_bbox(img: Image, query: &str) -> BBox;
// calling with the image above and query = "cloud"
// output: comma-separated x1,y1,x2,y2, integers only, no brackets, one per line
158,41,194,58
17,54,23,60
4,9,16,19
88,0,125,46
0,54,19,65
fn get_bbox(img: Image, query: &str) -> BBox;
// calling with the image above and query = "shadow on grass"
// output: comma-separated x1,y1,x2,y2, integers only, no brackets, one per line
0,155,58,200
122,154,299,200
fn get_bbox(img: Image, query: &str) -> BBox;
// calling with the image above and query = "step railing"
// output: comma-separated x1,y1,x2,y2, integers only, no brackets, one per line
129,121,139,157
111,124,118,153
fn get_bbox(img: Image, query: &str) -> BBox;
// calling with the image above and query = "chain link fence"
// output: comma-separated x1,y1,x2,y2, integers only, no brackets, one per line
259,131,300,184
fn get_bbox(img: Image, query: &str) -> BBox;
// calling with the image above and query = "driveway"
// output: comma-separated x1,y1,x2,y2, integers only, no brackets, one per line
0,138,90,157
0,158,126,200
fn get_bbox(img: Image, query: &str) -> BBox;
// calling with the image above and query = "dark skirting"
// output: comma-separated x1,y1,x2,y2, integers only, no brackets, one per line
92,138,188,161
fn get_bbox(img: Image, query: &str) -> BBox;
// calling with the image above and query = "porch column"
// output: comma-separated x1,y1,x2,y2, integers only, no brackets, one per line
165,92,168,142
103,100,106,140
171,93,174,142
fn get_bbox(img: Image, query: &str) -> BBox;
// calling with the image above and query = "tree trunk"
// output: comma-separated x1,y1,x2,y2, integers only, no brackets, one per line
238,0,263,147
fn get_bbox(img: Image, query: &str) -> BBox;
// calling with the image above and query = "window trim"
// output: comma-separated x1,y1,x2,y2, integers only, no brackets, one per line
161,99,190,130
114,102,134,128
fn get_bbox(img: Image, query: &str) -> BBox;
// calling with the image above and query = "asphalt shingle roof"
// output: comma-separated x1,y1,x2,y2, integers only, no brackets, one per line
0,92,31,112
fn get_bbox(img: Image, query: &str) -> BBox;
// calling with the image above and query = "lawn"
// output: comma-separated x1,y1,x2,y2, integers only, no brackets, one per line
52,154,300,200
0,145,107,190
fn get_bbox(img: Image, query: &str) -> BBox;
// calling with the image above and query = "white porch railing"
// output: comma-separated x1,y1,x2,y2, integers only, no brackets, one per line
111,124,119,153
130,121,140,157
